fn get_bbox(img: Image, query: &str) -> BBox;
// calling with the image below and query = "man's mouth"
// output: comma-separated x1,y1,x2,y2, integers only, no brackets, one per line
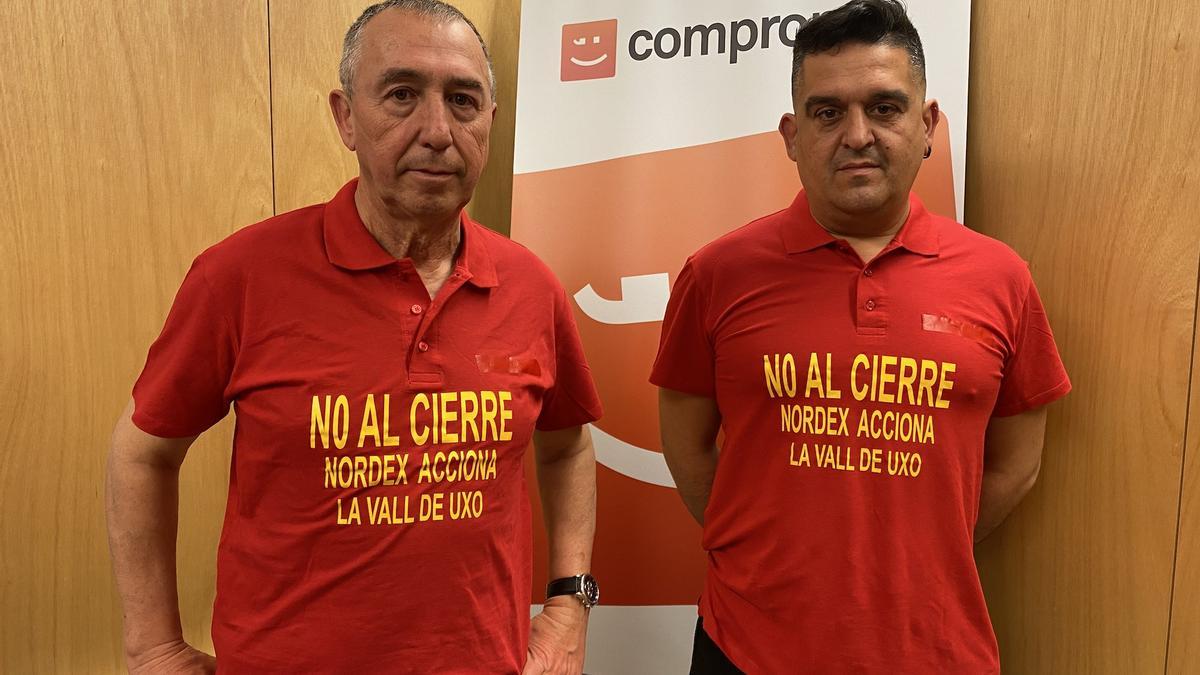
837,162,880,171
407,168,457,177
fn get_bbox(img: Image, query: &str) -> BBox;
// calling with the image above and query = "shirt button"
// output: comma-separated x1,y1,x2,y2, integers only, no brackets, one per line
410,304,423,315
864,269,874,277
865,299,876,311
417,341,429,352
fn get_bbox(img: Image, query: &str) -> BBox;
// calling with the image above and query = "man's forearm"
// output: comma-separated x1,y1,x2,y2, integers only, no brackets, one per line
535,437,596,578
974,409,1048,543
106,448,187,657
974,465,1039,542
658,388,722,526
663,446,717,525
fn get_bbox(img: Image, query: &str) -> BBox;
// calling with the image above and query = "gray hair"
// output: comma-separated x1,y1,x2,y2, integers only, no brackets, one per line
339,0,496,98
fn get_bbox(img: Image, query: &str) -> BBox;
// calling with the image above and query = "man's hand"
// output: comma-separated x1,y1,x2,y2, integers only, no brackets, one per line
522,596,589,675
127,638,215,674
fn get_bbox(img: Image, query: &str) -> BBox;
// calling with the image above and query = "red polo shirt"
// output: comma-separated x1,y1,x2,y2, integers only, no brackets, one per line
651,191,1069,674
133,179,601,674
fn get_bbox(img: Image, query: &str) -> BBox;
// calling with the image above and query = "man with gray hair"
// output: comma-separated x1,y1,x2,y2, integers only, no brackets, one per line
107,2,601,672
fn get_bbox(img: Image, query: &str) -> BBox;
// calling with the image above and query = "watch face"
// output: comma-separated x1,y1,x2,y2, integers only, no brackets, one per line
581,574,600,606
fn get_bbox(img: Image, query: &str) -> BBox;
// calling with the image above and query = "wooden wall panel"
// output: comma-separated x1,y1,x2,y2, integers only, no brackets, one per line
1168,292,1200,671
968,1,1200,673
270,0,523,234
0,2,272,672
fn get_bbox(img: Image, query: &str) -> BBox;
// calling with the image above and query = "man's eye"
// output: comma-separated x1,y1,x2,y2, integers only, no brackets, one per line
873,104,898,116
450,93,475,107
815,109,840,121
391,89,414,102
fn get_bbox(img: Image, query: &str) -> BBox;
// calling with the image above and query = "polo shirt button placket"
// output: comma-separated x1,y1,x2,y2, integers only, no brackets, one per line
855,259,887,333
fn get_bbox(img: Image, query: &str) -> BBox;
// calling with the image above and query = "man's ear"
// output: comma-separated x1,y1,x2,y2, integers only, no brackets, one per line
778,113,799,162
329,89,356,151
923,98,940,147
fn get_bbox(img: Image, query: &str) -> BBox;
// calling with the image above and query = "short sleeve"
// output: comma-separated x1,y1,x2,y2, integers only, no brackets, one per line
650,257,716,397
536,284,603,431
992,278,1071,417
131,256,238,437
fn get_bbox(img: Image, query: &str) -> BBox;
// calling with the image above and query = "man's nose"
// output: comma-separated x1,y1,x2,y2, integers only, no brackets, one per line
416,97,453,151
841,108,875,150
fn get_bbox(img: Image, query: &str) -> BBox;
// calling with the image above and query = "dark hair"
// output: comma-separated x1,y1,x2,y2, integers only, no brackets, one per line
791,0,925,89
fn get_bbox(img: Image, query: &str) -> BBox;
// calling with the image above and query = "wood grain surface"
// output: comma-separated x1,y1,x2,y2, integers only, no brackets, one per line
0,1,272,671
1168,280,1200,672
968,1,1200,673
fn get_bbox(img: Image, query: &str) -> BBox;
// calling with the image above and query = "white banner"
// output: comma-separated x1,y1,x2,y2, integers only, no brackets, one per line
513,2,971,671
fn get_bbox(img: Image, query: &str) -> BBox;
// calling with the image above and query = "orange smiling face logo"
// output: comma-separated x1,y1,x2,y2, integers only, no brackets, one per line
561,20,618,81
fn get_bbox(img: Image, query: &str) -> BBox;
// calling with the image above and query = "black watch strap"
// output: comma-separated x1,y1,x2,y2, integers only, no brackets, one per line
546,573,599,608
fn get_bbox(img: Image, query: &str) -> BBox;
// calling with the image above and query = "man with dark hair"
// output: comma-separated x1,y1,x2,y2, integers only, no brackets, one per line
653,0,1069,672
107,2,600,673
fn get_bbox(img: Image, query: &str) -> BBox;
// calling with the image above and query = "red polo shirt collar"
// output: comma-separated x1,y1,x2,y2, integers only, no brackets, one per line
781,190,940,257
322,178,499,288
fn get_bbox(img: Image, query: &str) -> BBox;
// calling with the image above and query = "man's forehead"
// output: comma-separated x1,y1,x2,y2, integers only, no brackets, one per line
357,9,488,79
796,43,921,97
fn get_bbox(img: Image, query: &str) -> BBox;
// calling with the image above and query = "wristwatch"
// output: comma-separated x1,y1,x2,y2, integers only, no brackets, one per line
546,573,600,608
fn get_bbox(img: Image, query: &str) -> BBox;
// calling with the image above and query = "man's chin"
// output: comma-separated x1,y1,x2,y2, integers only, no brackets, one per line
383,187,465,216
830,190,892,215
408,199,463,219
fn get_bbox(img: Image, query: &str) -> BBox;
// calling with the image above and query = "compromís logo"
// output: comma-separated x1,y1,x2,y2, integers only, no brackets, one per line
561,12,822,83
561,19,618,81
628,13,819,63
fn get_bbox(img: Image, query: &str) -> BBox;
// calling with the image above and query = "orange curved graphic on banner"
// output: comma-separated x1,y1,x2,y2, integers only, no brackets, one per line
515,118,954,604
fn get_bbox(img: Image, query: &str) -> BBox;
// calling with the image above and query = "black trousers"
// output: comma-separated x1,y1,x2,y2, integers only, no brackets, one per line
690,617,745,675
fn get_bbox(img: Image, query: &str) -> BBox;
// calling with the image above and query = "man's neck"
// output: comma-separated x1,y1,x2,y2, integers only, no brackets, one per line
355,184,461,298
810,198,910,264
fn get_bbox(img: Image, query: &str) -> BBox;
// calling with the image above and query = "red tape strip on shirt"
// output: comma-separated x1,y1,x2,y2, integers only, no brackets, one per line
475,354,542,376
921,313,992,345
